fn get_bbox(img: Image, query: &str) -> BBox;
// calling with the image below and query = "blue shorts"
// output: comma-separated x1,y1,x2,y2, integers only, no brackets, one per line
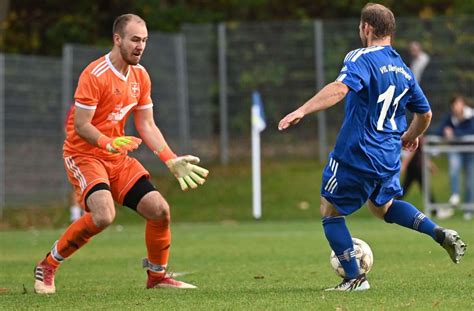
320,156,403,216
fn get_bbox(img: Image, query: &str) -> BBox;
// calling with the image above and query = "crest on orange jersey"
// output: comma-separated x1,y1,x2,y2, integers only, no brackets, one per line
130,82,140,98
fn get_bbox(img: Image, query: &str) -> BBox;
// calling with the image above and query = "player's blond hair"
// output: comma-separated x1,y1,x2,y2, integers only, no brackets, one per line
361,3,396,39
112,14,146,38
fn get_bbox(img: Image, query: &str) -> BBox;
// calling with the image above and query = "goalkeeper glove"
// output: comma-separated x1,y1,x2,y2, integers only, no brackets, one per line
156,146,209,191
97,135,142,154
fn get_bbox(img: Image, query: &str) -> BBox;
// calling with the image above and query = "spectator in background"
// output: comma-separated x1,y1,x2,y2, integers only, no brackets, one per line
439,95,474,220
69,190,82,222
400,136,436,204
399,41,436,210
409,41,430,83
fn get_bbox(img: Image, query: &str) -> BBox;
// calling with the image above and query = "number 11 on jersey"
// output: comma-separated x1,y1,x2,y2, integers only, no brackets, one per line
376,85,408,131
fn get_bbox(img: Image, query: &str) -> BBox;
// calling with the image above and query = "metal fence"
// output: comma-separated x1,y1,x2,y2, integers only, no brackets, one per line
2,54,64,209
422,136,474,215
222,21,321,162
1,16,474,211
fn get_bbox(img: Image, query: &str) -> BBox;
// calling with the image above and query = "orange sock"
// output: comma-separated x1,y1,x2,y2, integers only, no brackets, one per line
145,218,171,276
46,213,103,267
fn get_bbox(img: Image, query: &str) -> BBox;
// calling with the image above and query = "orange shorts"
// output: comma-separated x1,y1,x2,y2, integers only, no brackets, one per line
63,154,150,210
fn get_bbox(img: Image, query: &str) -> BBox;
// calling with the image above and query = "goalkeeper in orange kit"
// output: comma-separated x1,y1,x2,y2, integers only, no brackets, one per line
34,13,208,294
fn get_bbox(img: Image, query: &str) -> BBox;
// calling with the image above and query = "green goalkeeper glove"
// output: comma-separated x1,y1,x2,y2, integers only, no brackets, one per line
165,155,209,191
97,135,142,154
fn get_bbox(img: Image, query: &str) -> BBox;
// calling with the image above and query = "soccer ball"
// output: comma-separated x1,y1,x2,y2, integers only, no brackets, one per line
329,237,373,278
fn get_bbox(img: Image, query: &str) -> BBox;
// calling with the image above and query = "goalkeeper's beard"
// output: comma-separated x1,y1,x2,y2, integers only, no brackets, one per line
120,46,141,65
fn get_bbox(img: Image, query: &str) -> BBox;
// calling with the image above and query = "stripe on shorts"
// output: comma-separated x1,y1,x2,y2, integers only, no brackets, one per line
324,157,339,194
65,156,87,191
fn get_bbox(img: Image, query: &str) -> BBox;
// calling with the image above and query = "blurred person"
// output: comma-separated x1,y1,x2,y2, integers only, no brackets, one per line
68,190,82,222
438,95,474,220
399,135,437,206
34,14,209,294
279,3,466,291
399,41,436,209
408,41,430,83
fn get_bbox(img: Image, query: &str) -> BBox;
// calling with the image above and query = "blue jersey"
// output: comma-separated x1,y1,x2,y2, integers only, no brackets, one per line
332,45,431,177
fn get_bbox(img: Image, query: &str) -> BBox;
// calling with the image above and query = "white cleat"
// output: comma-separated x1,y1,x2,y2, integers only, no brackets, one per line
34,259,56,294
449,194,460,207
463,212,473,221
438,228,467,264
436,207,454,220
325,274,370,292
146,271,197,289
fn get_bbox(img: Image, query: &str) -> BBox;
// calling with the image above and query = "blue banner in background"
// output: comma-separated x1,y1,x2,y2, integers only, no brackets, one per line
252,91,266,132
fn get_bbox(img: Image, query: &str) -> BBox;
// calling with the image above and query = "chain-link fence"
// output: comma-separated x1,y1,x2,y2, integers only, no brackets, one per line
224,20,319,159
2,54,64,209
1,16,474,211
220,16,474,161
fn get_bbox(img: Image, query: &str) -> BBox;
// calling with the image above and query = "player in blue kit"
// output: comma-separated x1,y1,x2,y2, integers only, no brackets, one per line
278,3,467,291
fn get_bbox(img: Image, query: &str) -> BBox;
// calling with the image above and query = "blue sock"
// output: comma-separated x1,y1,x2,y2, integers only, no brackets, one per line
384,200,439,241
322,216,360,279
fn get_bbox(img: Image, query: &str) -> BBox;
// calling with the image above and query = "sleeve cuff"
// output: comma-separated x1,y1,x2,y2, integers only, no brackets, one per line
135,103,153,110
75,101,97,110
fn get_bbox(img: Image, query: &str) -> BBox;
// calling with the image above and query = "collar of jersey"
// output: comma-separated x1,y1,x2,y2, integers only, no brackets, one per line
105,53,129,81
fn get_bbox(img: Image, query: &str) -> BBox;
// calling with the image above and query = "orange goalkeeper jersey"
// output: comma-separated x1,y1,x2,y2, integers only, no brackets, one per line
64,53,153,158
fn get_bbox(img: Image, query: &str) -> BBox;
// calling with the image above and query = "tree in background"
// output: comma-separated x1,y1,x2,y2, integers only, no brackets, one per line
0,0,472,56
0,0,9,49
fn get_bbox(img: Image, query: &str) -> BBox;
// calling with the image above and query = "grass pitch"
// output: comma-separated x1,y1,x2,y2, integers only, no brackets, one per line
0,158,472,309
1,218,473,310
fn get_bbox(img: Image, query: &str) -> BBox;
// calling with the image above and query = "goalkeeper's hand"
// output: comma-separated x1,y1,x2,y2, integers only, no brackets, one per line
97,135,142,154
165,155,209,191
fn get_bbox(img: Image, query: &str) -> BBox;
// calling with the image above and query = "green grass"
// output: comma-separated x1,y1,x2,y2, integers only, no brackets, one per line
1,157,473,309
1,219,473,310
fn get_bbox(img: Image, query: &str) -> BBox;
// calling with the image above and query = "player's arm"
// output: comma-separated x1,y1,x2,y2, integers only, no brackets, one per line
74,68,140,154
74,107,102,146
132,108,167,155
134,108,209,191
74,107,141,154
400,110,432,151
278,81,349,130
